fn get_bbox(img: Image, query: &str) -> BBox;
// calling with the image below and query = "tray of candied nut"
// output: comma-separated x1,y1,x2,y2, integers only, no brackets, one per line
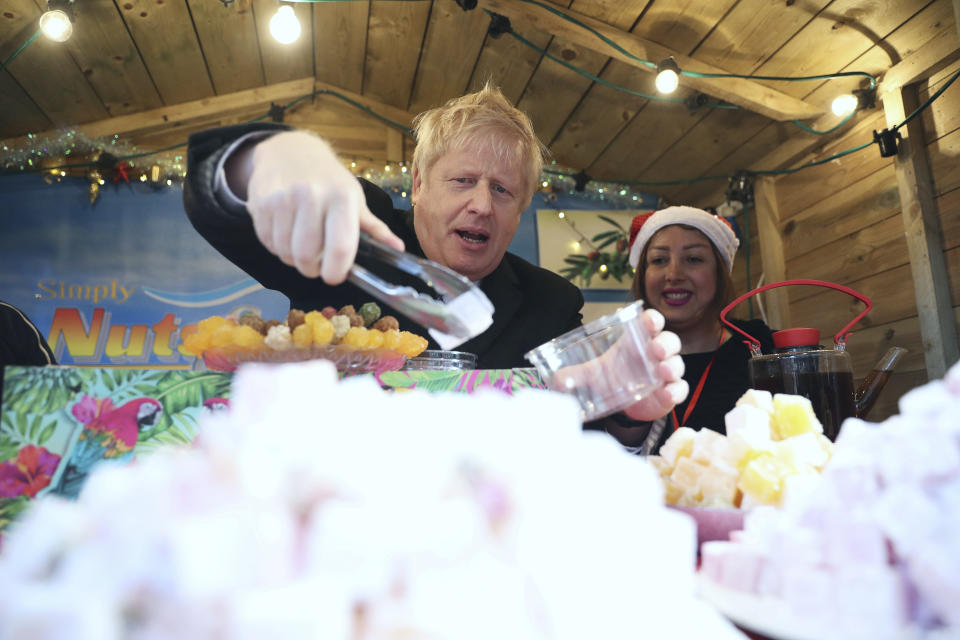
181,303,429,373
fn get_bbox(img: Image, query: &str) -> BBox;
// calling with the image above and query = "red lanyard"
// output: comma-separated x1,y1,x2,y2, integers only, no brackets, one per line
672,328,725,431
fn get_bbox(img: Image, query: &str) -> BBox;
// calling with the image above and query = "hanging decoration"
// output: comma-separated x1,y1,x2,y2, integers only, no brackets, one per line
86,169,103,204
558,214,633,288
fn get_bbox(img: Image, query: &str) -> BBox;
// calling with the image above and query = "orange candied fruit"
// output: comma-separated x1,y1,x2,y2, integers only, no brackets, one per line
341,326,370,349
396,331,428,358
182,331,210,356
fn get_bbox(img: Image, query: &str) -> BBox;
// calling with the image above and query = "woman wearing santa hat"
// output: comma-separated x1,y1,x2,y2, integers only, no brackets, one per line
620,206,775,451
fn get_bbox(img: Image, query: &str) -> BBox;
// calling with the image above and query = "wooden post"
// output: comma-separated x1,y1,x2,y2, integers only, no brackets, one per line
883,86,960,378
753,177,791,330
386,128,403,164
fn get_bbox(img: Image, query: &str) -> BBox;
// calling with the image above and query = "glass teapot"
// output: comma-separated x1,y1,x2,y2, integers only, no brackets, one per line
720,279,905,440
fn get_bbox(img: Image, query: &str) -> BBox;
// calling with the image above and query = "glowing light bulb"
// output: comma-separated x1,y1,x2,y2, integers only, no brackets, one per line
599,264,608,273
270,5,301,44
401,166,407,173
571,241,581,251
139,174,147,182
831,93,858,117
401,191,407,198
541,180,549,188
39,10,72,42
350,161,357,168
557,211,565,219
655,57,681,94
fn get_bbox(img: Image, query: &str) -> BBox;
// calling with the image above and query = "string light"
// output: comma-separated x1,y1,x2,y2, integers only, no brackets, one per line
831,94,858,117
655,57,680,94
39,3,73,43
571,241,580,251
269,5,301,44
557,211,565,219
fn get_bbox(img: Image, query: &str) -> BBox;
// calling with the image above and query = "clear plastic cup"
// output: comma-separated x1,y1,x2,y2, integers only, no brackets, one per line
524,300,661,421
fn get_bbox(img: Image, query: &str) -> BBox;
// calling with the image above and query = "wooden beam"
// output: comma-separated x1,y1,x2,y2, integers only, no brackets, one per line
753,177,791,330
478,0,823,122
955,0,960,40
386,128,404,163
0,77,416,151
878,27,960,95
883,86,960,378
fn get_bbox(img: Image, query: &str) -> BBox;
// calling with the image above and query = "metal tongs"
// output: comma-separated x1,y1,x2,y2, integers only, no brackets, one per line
348,233,494,345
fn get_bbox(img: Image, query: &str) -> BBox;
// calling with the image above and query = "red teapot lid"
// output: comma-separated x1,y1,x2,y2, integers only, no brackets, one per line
773,328,821,349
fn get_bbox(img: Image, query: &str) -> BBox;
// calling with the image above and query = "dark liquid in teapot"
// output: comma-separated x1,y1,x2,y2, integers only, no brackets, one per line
751,370,856,441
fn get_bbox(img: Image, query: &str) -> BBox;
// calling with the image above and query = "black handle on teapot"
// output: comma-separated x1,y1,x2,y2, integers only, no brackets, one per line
719,279,873,354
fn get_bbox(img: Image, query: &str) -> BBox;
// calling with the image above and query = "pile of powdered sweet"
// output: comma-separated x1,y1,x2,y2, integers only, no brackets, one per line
0,360,744,639
700,360,960,640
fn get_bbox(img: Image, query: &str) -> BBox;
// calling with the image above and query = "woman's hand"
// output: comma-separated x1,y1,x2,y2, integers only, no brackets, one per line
622,308,688,421
551,308,687,422
242,131,404,284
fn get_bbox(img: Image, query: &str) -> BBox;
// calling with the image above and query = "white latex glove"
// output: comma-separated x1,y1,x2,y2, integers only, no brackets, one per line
244,130,404,284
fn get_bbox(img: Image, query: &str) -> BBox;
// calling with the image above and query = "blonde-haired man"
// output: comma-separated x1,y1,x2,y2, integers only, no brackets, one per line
184,85,686,418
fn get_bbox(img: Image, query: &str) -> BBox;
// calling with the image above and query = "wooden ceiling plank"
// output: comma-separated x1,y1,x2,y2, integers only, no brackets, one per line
880,17,960,94
0,73,51,137
253,0,313,86
747,0,931,102
631,0,739,55
186,0,264,95
478,0,823,121
548,60,650,170
586,98,692,181
695,0,833,75
285,84,416,131
312,1,368,94
363,1,431,109
408,1,490,114
63,0,163,118
116,0,214,105
679,1,950,205
1,0,109,127
553,0,735,176
802,0,957,108
516,37,608,144
568,0,651,31
0,77,317,149
467,23,550,104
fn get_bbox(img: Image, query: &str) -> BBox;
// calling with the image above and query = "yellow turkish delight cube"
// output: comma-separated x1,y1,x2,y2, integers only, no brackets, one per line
771,394,823,440
659,426,697,466
669,456,706,501
737,452,791,505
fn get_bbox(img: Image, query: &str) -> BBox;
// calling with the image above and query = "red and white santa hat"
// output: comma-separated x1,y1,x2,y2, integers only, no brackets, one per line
627,205,739,273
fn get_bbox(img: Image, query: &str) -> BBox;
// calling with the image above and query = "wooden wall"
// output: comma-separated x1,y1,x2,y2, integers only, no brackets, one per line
731,57,960,423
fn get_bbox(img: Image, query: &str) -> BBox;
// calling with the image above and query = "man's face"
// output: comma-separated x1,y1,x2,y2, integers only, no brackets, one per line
411,142,527,282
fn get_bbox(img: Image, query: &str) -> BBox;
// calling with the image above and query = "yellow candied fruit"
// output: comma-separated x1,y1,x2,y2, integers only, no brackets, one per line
366,328,385,349
182,331,210,356
198,315,229,335
772,394,823,440
341,326,370,348
397,331,428,358
382,329,401,351
292,323,313,347
210,323,237,348
304,310,326,326
310,316,335,345
737,452,789,505
233,324,265,348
